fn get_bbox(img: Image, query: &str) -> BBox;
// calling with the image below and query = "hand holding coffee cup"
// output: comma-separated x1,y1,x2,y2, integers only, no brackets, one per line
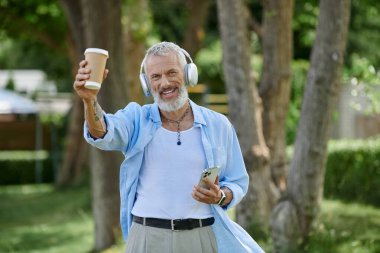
74,59,109,101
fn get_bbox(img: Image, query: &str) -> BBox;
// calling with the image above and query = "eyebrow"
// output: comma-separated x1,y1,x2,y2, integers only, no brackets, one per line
165,68,178,73
149,68,178,77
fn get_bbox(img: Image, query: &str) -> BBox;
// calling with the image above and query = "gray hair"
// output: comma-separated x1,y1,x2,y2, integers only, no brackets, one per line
142,41,187,73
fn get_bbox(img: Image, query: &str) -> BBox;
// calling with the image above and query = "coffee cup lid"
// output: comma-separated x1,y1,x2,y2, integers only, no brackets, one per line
84,48,109,58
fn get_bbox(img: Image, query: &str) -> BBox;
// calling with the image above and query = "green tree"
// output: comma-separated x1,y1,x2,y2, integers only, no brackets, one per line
259,0,294,195
216,0,277,236
0,0,72,91
271,1,351,252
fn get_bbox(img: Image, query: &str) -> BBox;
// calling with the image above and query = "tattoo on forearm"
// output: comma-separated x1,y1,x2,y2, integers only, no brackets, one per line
93,100,100,121
86,100,106,135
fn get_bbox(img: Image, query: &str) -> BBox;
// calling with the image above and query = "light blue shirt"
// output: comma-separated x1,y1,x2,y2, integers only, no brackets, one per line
84,100,265,253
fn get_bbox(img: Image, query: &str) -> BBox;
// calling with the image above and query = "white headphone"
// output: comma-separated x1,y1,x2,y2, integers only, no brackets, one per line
139,48,198,97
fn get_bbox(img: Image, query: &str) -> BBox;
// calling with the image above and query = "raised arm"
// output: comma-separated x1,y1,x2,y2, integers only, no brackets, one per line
73,60,109,139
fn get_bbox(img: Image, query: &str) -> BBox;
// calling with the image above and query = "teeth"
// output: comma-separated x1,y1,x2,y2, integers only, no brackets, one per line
162,89,174,94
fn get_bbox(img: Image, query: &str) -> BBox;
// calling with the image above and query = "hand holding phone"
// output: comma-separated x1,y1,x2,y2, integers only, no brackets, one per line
198,167,220,189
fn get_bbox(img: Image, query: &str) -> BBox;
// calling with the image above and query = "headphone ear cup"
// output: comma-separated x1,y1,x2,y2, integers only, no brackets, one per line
139,73,151,97
185,63,198,87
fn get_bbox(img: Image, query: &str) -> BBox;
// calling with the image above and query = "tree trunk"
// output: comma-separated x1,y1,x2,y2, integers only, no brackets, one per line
182,0,212,56
216,0,279,236
259,0,294,193
90,149,121,251
270,0,351,252
57,0,89,187
80,0,128,251
56,95,89,186
123,0,150,104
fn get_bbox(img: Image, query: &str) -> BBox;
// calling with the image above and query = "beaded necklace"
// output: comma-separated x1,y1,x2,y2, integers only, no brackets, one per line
160,101,191,145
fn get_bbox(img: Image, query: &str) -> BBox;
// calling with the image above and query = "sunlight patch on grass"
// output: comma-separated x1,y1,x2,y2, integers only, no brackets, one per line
0,151,48,161
0,184,53,195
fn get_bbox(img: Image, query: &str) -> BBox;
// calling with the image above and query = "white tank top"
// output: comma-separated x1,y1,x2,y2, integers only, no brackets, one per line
131,126,213,219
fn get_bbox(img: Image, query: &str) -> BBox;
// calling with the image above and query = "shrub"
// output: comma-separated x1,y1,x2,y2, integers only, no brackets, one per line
324,137,380,206
0,151,54,185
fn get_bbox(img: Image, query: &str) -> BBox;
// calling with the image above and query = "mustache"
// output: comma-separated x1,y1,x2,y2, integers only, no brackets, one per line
158,85,178,93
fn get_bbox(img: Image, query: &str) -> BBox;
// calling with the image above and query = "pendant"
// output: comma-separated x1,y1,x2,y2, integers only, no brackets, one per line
177,141,181,145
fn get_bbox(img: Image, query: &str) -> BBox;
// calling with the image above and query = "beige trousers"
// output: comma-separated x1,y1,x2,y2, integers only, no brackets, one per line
126,222,218,253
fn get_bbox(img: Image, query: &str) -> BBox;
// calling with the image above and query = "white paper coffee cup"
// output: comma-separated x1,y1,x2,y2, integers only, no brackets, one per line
84,48,109,90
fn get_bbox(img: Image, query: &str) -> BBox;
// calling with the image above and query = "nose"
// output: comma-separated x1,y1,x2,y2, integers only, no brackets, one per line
160,74,170,86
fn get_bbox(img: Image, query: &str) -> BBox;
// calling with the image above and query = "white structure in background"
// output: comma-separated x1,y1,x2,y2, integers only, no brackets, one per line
0,70,70,183
332,79,380,139
0,70,71,115
0,70,56,95
0,89,38,115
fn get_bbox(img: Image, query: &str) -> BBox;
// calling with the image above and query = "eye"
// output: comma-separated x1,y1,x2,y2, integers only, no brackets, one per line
169,70,177,76
151,74,160,81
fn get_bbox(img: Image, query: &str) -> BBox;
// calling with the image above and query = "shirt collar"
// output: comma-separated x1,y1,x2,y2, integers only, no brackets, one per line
149,99,207,126
189,99,207,126
150,102,161,123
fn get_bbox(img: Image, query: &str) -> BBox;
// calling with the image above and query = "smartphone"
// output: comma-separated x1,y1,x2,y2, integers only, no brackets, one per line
198,167,220,189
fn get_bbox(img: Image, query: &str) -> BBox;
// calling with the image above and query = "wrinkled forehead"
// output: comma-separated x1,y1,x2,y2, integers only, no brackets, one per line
146,52,182,73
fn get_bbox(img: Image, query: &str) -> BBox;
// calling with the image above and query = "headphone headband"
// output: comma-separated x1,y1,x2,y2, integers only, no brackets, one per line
180,48,194,63
140,48,193,75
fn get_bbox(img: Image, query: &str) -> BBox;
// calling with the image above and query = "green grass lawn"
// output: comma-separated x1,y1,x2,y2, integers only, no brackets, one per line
0,184,95,253
1,184,379,253
305,200,380,253
257,200,380,253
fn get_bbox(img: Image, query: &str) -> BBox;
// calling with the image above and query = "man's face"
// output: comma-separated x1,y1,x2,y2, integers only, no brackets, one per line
146,52,188,112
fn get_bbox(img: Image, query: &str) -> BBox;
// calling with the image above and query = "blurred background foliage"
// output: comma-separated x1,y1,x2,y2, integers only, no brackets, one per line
0,0,71,92
1,0,378,204
1,0,379,143
0,0,379,252
325,138,380,207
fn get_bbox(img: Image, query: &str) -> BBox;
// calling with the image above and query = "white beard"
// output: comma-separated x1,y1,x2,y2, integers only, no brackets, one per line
152,84,189,112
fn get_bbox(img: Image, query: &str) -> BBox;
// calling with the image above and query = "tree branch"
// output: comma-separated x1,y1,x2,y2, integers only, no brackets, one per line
0,7,65,54
248,14,263,37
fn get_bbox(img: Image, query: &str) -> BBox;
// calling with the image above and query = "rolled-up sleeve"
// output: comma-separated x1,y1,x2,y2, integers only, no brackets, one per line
219,125,249,210
84,102,140,152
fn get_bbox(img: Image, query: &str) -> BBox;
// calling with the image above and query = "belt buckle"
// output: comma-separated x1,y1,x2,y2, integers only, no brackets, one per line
171,219,180,231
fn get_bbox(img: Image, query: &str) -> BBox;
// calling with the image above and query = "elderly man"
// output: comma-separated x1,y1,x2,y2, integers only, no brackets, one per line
74,42,264,253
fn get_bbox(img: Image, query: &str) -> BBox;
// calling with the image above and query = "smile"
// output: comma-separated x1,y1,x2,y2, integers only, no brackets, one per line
162,88,176,94
160,87,178,98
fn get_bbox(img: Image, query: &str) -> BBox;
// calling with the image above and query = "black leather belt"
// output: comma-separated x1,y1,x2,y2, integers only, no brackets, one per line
132,215,215,231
